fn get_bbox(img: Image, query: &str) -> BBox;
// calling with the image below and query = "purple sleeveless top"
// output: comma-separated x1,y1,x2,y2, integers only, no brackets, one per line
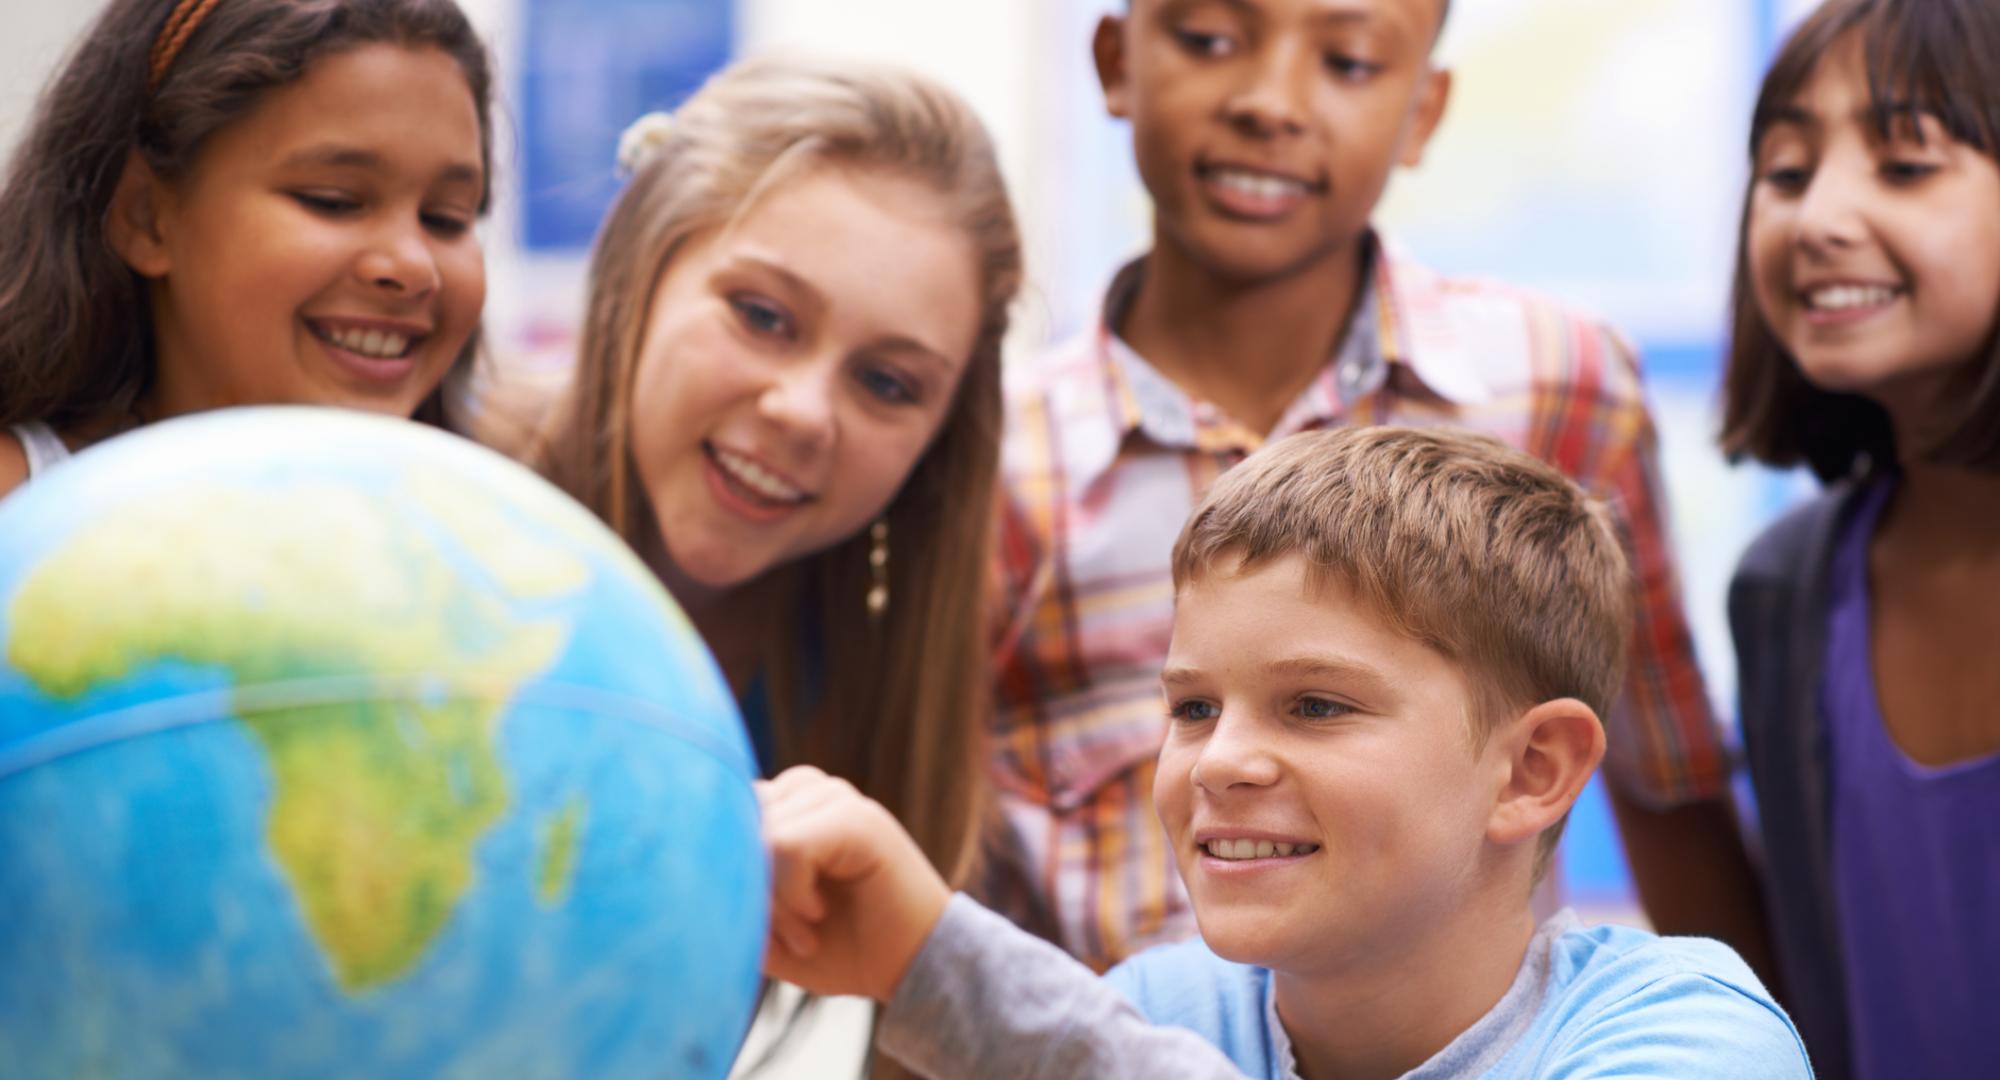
1824,479,2000,1080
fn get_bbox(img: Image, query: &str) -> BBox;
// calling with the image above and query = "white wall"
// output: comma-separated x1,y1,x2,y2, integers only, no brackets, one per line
1779,0,1822,27
0,4,103,157
462,0,1055,355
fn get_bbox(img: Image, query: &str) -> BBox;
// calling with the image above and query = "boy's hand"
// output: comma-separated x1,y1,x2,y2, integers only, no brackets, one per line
758,765,951,1002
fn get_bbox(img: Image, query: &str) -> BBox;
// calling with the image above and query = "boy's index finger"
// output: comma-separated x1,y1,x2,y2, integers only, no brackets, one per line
765,822,831,923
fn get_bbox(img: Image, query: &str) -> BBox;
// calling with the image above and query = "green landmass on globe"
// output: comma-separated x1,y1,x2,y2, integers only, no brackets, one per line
537,795,588,908
4,482,585,992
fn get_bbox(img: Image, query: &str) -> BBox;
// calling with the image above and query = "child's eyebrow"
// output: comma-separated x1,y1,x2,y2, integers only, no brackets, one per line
277,144,482,186
1764,100,1939,134
724,253,814,295
1861,100,1943,136
1159,655,1396,697
1763,104,1818,132
1307,4,1383,28
1260,654,1394,696
1170,0,1376,26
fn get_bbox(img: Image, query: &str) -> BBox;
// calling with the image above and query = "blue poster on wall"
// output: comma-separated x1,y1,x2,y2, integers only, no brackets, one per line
519,0,734,251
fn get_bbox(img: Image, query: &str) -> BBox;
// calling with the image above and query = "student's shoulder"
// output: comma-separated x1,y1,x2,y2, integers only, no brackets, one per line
1537,921,1812,1077
997,326,1126,486
1731,481,1862,591
1106,938,1275,1072
0,427,28,501
1547,919,1764,993
1104,936,1267,1027
1004,326,1111,421
1390,251,1649,402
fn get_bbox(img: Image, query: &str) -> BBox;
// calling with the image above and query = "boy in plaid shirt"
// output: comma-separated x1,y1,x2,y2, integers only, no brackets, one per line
984,0,1770,982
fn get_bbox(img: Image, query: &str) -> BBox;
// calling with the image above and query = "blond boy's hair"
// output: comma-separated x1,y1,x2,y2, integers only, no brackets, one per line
1171,427,1632,866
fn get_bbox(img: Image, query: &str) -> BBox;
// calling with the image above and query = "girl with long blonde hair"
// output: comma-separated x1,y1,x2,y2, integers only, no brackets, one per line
531,57,1021,897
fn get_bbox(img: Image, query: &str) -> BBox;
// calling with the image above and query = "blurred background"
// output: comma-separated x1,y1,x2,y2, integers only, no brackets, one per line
3,0,1824,966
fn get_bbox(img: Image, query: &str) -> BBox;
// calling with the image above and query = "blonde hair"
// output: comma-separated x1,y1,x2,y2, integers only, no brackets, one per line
537,57,1021,887
1171,427,1632,868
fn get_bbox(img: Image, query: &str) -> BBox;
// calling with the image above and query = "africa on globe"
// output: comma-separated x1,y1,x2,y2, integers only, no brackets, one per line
0,407,768,1077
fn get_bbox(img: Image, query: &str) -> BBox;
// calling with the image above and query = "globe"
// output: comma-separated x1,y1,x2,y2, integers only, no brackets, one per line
0,407,768,1077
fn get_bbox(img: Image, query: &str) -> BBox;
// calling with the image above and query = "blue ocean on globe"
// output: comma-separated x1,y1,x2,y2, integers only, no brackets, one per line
0,407,769,1077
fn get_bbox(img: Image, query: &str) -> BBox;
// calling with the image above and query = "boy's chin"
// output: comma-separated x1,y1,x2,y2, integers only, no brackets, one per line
1192,907,1310,968
1162,223,1355,288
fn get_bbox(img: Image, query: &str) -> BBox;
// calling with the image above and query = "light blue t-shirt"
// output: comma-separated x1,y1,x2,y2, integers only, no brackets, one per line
1104,910,1813,1079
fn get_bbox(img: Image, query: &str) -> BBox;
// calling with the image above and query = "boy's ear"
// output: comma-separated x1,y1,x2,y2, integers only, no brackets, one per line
1485,698,1605,849
1093,14,1133,120
1397,67,1453,169
105,151,173,279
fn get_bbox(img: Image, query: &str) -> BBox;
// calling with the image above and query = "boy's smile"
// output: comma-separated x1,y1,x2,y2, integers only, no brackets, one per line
1155,553,1505,976
1197,833,1321,861
1195,159,1330,221
1098,0,1449,284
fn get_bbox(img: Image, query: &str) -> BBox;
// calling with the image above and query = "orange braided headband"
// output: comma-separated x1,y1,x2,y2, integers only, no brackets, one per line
147,0,224,93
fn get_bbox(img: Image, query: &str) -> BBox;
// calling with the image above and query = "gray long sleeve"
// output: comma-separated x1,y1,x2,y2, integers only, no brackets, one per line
876,894,1252,1080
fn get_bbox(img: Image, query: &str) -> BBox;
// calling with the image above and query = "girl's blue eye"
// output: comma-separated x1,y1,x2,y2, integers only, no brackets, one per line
1296,696,1351,720
1170,699,1221,723
857,366,918,405
731,295,793,339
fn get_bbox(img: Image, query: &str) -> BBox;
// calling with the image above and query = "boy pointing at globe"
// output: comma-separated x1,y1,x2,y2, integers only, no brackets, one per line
760,428,1810,1079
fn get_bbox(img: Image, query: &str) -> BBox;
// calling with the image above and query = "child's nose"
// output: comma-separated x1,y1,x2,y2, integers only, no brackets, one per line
1224,39,1312,138
357,222,442,297
1189,714,1281,792
756,358,839,455
1794,158,1871,252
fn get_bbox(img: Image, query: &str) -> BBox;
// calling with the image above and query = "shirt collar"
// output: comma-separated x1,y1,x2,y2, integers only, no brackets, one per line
1048,233,1501,490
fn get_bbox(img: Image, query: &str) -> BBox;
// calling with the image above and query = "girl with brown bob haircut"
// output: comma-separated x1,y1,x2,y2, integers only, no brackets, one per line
528,57,1022,907
0,0,496,498
1720,2,2000,1078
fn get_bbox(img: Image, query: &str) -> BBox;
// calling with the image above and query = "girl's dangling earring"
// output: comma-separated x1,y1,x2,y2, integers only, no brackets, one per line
866,518,889,620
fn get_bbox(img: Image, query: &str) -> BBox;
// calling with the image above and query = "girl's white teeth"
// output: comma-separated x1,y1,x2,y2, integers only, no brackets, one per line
323,326,412,358
1209,168,1308,201
1807,285,1898,311
713,447,806,503
1204,838,1319,860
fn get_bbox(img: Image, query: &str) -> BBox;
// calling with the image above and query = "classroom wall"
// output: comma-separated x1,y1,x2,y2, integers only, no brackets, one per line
0,4,103,157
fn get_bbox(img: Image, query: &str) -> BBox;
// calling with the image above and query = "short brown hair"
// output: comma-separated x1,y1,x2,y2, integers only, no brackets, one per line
1720,0,2000,480
1171,427,1632,864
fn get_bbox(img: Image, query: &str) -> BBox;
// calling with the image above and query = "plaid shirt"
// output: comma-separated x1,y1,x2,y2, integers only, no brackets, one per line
983,241,1725,970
